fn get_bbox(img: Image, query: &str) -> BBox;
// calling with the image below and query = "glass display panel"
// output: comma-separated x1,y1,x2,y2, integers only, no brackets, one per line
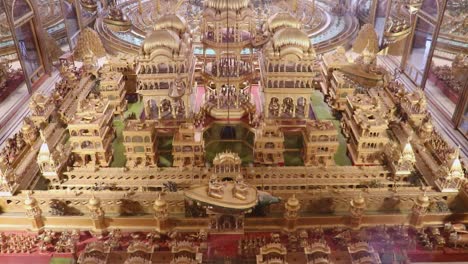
0,8,26,102
375,0,388,45
12,0,32,21
63,0,80,42
420,0,439,18
406,17,435,86
15,20,41,78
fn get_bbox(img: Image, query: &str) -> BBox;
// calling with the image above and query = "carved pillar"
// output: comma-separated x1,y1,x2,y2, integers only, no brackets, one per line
87,196,106,234
284,195,301,231
410,192,430,227
153,193,170,233
24,193,44,232
349,195,366,228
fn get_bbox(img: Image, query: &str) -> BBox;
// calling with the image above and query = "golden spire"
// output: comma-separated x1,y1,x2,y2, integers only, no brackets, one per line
292,0,298,12
402,138,416,163
138,0,143,14
448,146,463,178
155,0,161,13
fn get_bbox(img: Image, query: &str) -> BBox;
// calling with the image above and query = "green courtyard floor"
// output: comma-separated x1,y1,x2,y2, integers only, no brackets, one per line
310,91,352,166
110,119,126,167
50,258,74,264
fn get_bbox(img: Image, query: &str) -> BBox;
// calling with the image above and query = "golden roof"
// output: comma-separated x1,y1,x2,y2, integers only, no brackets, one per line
422,120,433,131
205,0,250,11
154,13,187,34
154,193,167,208
416,192,430,207
449,147,464,178
272,27,311,50
286,195,300,208
24,194,37,207
21,121,33,132
267,12,301,33
88,195,101,207
142,29,181,54
351,195,366,208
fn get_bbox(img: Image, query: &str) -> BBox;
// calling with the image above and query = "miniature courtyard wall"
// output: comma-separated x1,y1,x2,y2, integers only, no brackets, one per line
0,186,461,216
0,188,464,231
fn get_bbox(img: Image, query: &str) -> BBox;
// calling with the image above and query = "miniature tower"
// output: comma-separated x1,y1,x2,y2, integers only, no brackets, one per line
261,13,319,119
400,89,428,128
172,123,204,168
254,120,285,165
342,94,390,165
200,0,257,119
137,14,193,120
153,193,169,232
284,195,301,231
123,120,158,167
99,69,128,115
349,194,366,228
28,93,55,128
410,191,430,227
435,147,465,192
302,120,339,166
24,193,44,231
68,97,115,167
88,196,106,233
37,131,63,183
20,119,38,146
418,115,434,140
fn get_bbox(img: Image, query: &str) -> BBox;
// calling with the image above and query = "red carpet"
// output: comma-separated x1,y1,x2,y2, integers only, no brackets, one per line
0,255,51,264
206,234,242,258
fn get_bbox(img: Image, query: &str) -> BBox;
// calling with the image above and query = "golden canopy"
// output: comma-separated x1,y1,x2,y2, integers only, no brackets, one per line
272,27,311,50
154,13,187,34
142,29,181,54
266,12,301,33
205,0,250,11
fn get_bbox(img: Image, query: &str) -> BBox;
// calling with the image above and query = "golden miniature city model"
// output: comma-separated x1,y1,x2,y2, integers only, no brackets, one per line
0,0,466,263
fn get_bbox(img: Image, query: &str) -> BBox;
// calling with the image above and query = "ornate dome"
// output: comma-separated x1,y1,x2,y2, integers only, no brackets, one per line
154,194,167,209
416,193,430,207
351,195,366,208
272,27,311,50
142,29,181,54
205,0,250,11
24,194,37,207
266,12,300,33
21,121,33,133
88,195,101,207
154,14,187,34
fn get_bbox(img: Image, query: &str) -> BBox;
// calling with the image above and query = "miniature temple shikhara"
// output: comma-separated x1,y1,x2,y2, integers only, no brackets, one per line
0,0,466,263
